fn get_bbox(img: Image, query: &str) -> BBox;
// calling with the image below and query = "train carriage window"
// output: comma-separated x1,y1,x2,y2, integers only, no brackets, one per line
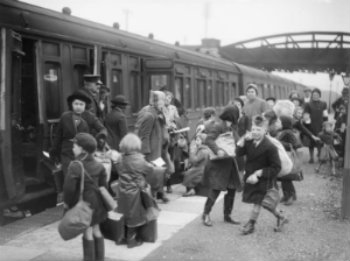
196,79,205,109
44,62,62,119
111,69,122,96
231,82,237,99
150,74,169,90
207,82,213,106
174,77,183,102
224,82,230,105
129,72,141,113
184,78,191,109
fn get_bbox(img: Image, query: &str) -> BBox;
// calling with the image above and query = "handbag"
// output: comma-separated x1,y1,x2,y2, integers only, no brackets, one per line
58,161,93,241
100,211,125,245
261,186,280,211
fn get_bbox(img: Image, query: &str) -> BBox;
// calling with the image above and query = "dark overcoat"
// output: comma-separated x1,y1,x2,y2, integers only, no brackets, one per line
51,111,107,175
304,100,327,135
116,153,154,227
236,137,281,204
105,107,128,151
63,155,108,226
80,88,104,120
202,121,241,191
135,105,166,162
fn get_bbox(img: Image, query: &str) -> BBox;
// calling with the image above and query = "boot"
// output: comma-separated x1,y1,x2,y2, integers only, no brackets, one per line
283,197,294,206
202,214,213,227
94,237,104,261
241,220,255,235
126,227,143,248
82,237,95,261
223,194,240,224
274,212,289,232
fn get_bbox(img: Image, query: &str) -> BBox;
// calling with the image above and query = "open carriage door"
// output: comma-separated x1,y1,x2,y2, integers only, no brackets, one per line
0,29,25,202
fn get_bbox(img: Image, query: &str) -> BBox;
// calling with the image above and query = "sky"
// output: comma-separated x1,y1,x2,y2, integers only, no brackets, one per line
21,0,350,92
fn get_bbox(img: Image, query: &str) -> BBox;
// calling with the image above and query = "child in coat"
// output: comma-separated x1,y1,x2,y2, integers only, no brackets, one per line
236,115,288,235
182,133,211,196
315,122,342,175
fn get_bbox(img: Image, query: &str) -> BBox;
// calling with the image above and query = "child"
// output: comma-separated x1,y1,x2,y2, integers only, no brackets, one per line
116,133,157,248
182,133,211,197
63,133,108,261
237,115,288,235
315,122,342,175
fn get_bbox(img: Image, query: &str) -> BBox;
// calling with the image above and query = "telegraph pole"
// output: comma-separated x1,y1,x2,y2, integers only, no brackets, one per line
341,71,350,219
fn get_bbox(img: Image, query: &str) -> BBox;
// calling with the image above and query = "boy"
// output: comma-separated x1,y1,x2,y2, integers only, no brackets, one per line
236,115,288,235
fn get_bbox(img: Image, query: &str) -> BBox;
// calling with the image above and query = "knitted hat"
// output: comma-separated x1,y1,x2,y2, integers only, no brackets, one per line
71,133,97,153
111,95,129,106
246,83,258,95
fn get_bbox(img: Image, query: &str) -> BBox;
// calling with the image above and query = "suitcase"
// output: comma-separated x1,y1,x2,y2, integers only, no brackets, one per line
139,220,157,243
100,212,126,245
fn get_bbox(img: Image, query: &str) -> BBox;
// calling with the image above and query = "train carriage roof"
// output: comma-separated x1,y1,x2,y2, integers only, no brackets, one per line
0,0,240,74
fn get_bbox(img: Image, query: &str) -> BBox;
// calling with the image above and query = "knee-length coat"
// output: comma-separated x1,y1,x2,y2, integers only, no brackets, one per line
202,121,241,191
236,136,281,204
51,111,107,175
116,153,154,227
63,155,108,226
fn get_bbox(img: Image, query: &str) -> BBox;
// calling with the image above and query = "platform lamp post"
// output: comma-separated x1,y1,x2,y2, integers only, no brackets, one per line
328,70,335,113
341,72,350,219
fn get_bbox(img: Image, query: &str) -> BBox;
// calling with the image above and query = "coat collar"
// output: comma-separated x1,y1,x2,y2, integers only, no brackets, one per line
246,136,269,160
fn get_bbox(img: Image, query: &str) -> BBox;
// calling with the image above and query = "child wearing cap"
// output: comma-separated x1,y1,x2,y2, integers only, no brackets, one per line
63,133,108,261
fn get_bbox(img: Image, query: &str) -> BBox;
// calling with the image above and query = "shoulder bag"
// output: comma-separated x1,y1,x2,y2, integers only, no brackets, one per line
58,161,93,241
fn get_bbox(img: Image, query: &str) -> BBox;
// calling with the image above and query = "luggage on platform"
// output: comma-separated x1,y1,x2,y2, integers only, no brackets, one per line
139,220,157,243
100,211,126,245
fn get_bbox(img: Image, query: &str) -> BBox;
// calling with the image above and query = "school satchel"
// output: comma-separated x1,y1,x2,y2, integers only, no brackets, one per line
261,187,280,211
58,162,93,241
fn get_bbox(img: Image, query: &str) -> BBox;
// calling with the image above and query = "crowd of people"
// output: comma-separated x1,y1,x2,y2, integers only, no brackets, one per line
52,73,349,261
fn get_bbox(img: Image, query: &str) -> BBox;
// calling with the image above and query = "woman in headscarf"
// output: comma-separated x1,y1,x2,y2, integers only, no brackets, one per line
135,91,172,203
201,105,242,227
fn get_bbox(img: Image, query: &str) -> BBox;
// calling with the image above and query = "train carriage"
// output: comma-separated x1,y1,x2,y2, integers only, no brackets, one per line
0,0,306,220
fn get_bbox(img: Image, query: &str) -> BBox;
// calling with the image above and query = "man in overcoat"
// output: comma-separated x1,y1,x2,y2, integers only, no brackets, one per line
105,95,128,151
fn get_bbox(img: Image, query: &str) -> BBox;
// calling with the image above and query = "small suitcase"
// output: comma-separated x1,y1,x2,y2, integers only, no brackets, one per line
139,220,157,243
100,212,126,245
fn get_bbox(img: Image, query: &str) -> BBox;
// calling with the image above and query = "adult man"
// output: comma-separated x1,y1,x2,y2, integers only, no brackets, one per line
304,88,328,163
243,84,269,120
80,74,105,119
105,95,128,151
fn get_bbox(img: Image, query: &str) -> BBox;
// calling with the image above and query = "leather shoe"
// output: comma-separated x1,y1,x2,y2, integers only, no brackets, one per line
283,197,294,206
224,216,240,225
202,214,213,227
274,216,289,232
241,220,255,235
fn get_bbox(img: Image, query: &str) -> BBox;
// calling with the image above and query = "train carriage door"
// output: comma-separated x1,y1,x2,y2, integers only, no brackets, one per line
143,58,174,105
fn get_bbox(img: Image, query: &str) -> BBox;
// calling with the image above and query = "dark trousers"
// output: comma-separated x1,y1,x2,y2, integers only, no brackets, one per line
281,180,296,199
203,188,236,216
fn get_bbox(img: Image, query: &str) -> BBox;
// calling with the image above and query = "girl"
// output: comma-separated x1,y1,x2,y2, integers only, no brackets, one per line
182,133,211,197
116,133,156,248
63,133,108,261
316,122,342,175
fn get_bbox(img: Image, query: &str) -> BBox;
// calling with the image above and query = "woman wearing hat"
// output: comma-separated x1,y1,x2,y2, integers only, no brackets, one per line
105,95,129,151
50,90,107,179
63,133,108,261
201,105,242,226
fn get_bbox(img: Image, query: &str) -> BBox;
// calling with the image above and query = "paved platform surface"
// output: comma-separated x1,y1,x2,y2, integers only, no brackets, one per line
0,184,221,261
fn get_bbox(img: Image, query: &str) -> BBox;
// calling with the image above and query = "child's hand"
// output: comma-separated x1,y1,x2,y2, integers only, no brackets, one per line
246,174,259,184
